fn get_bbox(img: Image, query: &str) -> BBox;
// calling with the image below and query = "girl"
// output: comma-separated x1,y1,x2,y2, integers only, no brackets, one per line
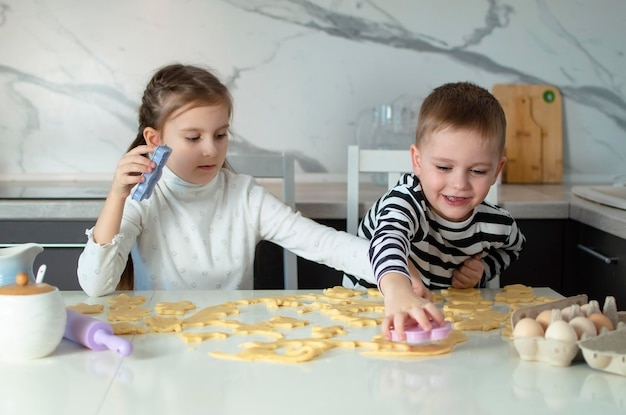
77,63,375,297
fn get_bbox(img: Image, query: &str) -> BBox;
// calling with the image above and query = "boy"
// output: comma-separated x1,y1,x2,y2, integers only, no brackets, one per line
345,82,525,339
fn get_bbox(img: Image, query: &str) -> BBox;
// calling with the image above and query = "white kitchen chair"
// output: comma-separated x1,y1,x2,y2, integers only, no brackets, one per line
346,145,412,236
228,152,298,290
346,145,500,288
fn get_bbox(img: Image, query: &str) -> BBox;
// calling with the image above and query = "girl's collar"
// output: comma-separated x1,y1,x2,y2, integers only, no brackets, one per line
161,166,222,196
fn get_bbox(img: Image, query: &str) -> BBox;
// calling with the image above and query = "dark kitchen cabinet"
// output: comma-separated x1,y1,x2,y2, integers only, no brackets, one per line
500,219,566,292
563,220,626,308
0,220,93,290
255,219,347,290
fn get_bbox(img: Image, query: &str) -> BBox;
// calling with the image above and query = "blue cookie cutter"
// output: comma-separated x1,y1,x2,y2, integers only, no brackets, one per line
390,321,452,344
131,145,172,201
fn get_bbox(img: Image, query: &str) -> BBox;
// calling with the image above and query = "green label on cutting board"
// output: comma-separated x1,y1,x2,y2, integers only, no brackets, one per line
543,90,556,103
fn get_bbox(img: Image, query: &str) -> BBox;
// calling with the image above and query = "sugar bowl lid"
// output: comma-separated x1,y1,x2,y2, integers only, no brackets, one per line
0,272,55,295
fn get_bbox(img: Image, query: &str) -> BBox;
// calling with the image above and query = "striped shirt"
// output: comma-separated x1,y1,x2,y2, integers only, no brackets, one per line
343,174,525,289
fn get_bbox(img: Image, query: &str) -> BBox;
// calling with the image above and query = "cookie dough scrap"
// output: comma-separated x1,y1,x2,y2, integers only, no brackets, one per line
182,304,240,328
297,306,315,314
469,309,510,323
502,284,534,295
446,298,493,306
154,301,196,315
198,319,243,329
507,297,559,311
323,286,363,299
357,339,411,352
501,321,513,338
232,322,285,339
341,299,385,313
262,296,303,309
179,331,229,343
145,316,183,333
319,304,364,316
210,345,323,363
361,330,468,358
67,303,105,314
107,293,147,308
311,325,347,339
440,288,482,298
110,321,147,335
366,288,382,298
431,292,444,303
443,303,493,315
241,338,337,353
108,306,152,322
233,297,266,306
453,317,502,331
225,337,358,363
329,313,382,327
443,312,463,322
268,316,309,329
294,293,325,301
494,291,535,304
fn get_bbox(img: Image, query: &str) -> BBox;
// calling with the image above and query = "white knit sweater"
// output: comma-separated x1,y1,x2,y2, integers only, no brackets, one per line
78,167,374,296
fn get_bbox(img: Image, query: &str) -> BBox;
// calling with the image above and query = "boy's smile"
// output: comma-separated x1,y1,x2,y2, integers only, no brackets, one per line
411,127,505,222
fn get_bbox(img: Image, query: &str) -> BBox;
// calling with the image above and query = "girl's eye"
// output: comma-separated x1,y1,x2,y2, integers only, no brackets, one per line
186,136,201,142
436,165,451,171
215,132,228,139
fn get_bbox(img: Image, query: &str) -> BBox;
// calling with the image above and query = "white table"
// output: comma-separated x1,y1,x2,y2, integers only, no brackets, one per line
1,288,625,415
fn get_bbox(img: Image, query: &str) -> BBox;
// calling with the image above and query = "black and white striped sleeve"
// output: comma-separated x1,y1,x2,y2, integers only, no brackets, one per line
367,187,425,285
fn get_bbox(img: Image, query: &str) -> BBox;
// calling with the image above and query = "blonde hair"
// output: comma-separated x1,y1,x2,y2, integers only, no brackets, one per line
416,82,506,155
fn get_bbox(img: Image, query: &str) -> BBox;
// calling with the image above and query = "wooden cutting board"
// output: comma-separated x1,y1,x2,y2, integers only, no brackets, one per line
492,84,563,183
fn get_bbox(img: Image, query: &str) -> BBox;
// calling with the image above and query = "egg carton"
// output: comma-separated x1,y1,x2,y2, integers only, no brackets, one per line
510,295,622,367
579,323,626,377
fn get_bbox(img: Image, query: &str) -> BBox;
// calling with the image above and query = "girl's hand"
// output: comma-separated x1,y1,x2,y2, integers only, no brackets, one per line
452,254,484,288
109,145,157,198
379,273,445,341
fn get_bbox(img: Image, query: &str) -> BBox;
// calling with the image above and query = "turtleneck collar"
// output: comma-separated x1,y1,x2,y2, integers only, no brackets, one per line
159,166,223,201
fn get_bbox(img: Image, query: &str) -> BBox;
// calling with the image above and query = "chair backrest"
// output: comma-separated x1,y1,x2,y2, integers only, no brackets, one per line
228,152,298,289
346,145,500,288
346,145,413,235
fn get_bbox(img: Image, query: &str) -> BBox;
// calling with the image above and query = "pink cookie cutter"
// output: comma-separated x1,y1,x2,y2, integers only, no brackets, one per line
390,321,452,344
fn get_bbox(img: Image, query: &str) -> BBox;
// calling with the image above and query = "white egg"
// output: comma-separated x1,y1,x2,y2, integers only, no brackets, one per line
544,320,578,343
568,316,597,339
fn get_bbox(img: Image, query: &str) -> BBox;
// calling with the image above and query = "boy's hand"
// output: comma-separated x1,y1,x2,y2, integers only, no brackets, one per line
452,254,484,288
379,273,444,341
407,261,433,302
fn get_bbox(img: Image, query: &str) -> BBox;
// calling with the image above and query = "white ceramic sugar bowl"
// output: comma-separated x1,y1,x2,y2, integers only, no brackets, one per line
0,272,67,361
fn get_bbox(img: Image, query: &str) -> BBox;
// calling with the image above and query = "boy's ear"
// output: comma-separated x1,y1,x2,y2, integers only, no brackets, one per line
410,145,422,176
493,156,506,184
143,127,161,146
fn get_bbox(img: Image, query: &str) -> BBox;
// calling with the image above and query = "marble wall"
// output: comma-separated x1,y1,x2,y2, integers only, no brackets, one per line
0,0,624,183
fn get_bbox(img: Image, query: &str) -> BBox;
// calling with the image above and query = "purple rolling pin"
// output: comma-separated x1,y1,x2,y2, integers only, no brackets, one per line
64,309,133,356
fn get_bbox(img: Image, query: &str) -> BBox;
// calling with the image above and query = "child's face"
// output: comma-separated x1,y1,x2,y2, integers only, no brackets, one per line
411,127,505,222
157,104,230,185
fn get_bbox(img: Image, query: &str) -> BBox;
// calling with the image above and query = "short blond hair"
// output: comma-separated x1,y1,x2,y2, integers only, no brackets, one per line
416,82,506,155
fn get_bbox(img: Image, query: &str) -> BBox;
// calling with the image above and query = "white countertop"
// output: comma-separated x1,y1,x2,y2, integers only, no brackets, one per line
1,288,624,415
2,179,626,239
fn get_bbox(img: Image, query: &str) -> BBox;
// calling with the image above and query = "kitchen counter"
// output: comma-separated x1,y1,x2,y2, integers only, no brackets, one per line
1,179,626,239
1,288,624,415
